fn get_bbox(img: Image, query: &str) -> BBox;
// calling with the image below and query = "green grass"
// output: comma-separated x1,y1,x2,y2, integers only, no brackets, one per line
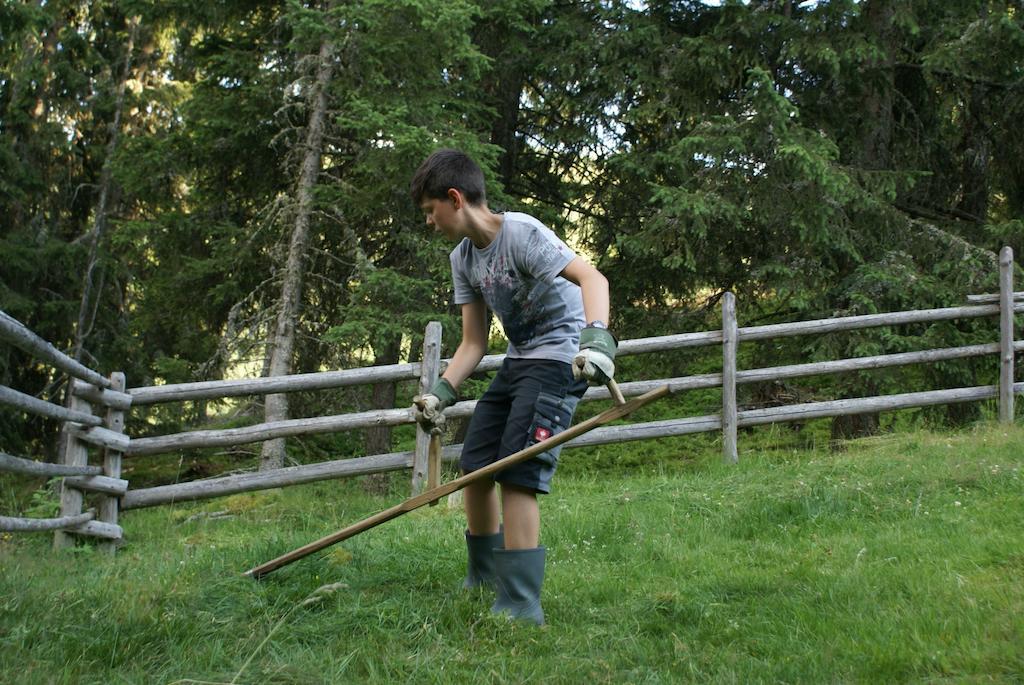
2,424,1023,683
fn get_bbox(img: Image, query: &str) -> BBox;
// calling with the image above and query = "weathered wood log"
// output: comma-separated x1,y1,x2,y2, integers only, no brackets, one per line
618,330,723,354
566,415,723,446
72,379,132,410
412,322,442,495
0,310,111,388
122,449,417,509
72,425,131,452
966,291,1024,304
127,407,411,457
98,371,127,554
736,342,1014,385
54,392,92,550
128,363,423,405
576,342,1017,403
0,451,102,477
64,474,129,496
0,384,102,426
999,247,1015,423
722,293,738,463
738,385,999,427
68,520,123,540
737,304,1012,342
2,510,94,532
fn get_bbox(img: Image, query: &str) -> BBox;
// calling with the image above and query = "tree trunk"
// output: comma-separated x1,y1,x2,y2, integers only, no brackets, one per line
72,17,139,362
857,0,896,171
260,37,336,471
831,0,900,441
957,3,990,224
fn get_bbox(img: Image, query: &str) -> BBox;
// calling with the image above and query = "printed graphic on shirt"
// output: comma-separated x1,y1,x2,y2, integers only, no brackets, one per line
450,213,585,363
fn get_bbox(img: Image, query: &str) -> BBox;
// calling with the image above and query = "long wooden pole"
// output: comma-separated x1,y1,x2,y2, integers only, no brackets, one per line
244,384,670,579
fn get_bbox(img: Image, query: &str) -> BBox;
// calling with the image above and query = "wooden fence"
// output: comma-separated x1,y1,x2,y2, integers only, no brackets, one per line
0,247,1020,553
0,311,127,551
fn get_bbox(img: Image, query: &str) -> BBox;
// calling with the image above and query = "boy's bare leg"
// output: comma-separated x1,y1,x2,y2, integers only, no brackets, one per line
500,484,540,549
464,478,500,536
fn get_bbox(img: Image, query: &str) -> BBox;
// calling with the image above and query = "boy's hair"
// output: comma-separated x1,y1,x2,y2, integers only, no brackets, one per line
410,149,487,206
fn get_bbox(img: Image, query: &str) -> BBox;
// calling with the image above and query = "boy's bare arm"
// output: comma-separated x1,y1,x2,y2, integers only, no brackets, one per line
441,299,489,390
559,257,609,324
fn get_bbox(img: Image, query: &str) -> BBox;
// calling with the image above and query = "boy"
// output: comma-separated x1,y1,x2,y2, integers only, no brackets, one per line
410,149,618,625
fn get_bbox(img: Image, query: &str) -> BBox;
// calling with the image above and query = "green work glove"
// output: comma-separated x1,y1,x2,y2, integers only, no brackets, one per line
412,378,457,427
572,325,618,385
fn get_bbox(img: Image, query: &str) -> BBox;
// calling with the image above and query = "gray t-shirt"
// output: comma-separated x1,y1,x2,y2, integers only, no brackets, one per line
450,212,585,364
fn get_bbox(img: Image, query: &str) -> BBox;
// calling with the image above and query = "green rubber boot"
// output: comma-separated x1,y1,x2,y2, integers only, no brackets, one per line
491,547,546,625
463,528,504,590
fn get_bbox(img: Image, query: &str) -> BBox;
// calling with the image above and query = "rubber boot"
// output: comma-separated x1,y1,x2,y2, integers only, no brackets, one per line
463,528,504,590
491,546,546,625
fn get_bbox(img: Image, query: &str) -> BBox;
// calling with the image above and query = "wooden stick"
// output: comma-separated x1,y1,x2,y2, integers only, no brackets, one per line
244,385,671,579
427,432,442,507
605,379,626,406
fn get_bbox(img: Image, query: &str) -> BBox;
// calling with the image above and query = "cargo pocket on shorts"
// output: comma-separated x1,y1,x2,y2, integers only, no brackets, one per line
526,391,580,467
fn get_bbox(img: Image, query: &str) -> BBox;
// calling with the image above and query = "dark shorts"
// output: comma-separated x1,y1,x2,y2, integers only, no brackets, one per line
460,358,588,494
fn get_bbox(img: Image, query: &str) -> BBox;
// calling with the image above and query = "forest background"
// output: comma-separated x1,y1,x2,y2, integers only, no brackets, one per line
2,0,1023,475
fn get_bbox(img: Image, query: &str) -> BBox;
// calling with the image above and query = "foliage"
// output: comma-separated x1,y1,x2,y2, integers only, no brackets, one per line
0,0,1022,460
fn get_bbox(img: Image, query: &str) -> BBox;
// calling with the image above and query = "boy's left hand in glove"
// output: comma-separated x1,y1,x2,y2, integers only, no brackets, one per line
573,324,618,385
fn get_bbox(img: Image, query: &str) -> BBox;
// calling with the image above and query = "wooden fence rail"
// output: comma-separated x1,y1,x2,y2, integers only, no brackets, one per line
121,340,1024,458
0,311,110,388
122,304,1024,407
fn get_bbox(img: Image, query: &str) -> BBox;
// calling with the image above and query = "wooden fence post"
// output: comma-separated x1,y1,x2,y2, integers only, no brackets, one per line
98,372,126,554
722,292,738,463
54,390,93,550
412,322,442,495
999,246,1015,424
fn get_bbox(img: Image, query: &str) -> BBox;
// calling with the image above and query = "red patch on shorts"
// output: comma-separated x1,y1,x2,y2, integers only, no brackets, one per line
533,426,552,442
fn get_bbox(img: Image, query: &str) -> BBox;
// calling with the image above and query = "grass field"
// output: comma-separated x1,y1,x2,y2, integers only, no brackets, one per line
1,422,1023,684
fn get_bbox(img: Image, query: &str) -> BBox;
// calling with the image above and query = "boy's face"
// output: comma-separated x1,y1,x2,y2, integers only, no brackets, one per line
420,191,462,241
